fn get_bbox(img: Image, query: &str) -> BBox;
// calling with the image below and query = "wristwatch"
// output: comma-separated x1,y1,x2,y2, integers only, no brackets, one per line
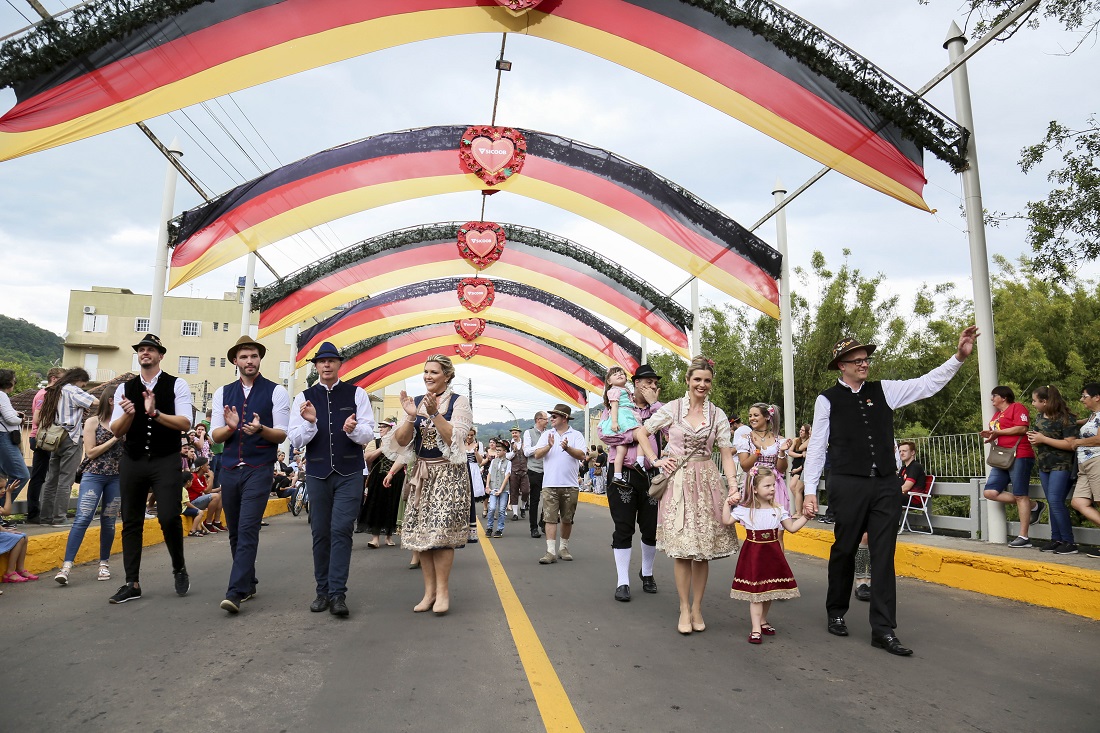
150,409,160,419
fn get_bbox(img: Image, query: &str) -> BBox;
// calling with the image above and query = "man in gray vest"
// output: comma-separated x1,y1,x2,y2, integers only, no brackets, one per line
802,326,978,656
523,411,548,538
506,425,530,521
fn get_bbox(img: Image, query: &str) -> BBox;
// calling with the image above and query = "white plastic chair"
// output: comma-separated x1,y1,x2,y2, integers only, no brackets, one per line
898,475,935,535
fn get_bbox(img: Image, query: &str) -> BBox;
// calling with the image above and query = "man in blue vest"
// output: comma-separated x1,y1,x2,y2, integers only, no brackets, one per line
802,326,978,656
289,341,376,617
210,336,291,614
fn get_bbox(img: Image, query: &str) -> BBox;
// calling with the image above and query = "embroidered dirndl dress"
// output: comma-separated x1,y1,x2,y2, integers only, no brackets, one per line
729,505,800,601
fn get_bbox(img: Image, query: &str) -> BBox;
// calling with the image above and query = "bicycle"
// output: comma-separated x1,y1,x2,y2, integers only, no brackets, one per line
288,478,309,519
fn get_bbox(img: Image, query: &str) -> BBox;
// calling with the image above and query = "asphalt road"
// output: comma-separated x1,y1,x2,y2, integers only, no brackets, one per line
4,503,1095,733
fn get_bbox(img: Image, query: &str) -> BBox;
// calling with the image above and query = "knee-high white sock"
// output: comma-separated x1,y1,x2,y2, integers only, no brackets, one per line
614,547,631,586
547,539,556,554
641,543,657,577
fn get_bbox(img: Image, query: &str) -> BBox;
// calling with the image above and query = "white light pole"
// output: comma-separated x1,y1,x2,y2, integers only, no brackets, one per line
690,279,702,356
239,252,257,337
945,22,1004,543
149,137,182,335
773,179,796,440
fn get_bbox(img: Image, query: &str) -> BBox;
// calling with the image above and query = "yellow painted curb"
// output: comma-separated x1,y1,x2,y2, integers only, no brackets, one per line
5,499,289,576
576,491,1100,620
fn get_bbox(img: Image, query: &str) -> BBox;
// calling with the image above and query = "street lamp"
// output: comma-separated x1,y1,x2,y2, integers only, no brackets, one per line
501,404,517,425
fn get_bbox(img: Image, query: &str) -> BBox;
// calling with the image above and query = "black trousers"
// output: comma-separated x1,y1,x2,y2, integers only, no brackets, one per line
119,453,186,583
528,470,544,532
21,440,49,521
825,474,903,636
608,465,658,549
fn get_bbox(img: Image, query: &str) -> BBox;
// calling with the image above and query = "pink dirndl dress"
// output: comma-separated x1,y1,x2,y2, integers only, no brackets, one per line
643,399,738,561
737,435,791,511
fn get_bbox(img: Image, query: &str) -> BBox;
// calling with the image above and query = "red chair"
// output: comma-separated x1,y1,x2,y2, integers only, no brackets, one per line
898,475,935,535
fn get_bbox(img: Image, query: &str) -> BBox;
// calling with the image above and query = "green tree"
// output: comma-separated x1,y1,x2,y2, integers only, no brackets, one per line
0,359,41,394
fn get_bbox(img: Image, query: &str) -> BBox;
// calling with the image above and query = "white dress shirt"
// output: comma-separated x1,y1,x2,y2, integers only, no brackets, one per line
287,380,375,450
111,371,193,428
209,380,291,433
803,355,964,497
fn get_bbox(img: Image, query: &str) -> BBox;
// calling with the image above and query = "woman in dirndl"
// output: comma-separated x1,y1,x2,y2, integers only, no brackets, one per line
635,356,740,635
386,355,472,615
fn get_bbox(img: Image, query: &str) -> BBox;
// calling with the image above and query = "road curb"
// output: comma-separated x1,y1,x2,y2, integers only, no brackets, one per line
577,491,1100,620
5,498,290,576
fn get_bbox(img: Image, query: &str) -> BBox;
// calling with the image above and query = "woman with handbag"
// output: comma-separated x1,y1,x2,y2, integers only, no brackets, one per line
0,370,30,499
634,356,739,635
981,385,1042,548
36,368,99,526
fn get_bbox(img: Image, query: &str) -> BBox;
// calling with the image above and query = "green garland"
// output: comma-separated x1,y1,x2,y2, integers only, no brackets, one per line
339,323,606,382
687,0,968,171
0,0,214,90
252,221,693,330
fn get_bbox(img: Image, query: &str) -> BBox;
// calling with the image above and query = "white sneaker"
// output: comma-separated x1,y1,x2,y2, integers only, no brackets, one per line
55,567,70,585
98,564,111,581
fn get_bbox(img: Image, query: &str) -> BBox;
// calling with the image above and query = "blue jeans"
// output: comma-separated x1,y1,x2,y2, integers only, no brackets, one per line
63,472,120,563
0,432,30,487
486,490,509,532
986,457,1035,497
307,472,361,598
1039,470,1073,543
220,464,272,599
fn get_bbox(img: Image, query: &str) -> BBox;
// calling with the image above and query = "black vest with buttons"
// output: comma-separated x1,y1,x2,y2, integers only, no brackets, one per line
122,373,182,459
822,381,896,477
302,380,365,478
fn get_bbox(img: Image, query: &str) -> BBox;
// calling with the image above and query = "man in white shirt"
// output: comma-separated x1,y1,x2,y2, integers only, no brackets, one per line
288,341,375,617
210,336,291,614
108,334,193,604
802,327,978,656
523,412,548,538
533,404,587,564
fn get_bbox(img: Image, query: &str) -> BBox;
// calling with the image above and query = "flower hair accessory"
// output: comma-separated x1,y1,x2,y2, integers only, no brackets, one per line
767,406,775,415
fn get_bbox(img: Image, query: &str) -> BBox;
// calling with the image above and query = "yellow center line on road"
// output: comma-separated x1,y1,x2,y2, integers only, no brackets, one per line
477,523,585,733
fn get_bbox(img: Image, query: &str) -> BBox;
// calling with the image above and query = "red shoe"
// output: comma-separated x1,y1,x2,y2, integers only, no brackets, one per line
203,522,220,533
213,523,228,532
2,572,29,583
747,631,762,644
17,570,39,581
760,624,776,636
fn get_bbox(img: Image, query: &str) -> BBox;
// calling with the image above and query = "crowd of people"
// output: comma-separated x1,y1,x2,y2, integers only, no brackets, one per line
2,326,1099,656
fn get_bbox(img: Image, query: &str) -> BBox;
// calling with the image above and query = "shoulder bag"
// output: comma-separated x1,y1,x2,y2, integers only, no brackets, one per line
38,423,66,453
648,402,717,500
986,435,1023,470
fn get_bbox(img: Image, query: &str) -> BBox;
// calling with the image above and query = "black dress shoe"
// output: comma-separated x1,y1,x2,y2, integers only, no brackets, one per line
329,594,349,617
531,528,542,538
309,594,330,613
614,584,631,602
639,569,657,594
827,617,849,636
871,633,913,656
854,583,871,602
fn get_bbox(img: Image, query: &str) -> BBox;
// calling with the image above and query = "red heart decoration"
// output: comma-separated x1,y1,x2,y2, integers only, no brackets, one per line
455,343,480,360
458,126,527,187
456,221,506,270
457,277,495,313
470,137,514,174
494,0,544,10
455,318,486,341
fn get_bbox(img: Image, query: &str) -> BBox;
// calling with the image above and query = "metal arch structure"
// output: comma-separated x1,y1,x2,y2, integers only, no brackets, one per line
296,278,642,374
253,221,693,357
0,0,965,208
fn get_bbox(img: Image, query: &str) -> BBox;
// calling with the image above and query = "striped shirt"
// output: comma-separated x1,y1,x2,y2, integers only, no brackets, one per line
55,384,96,443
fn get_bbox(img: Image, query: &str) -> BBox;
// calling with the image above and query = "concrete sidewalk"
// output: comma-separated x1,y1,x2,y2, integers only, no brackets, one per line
577,492,1100,620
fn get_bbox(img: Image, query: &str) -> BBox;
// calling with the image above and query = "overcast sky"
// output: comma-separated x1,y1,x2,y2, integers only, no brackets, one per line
0,0,1096,424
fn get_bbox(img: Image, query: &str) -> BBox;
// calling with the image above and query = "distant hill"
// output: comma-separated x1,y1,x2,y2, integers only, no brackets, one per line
0,314,62,362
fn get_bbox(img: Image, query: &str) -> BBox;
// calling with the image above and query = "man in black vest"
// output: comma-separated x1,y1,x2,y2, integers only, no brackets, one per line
211,336,290,614
288,341,375,617
108,334,194,604
802,327,978,655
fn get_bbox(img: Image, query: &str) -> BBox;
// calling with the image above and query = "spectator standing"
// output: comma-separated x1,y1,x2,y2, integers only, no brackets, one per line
289,342,374,617
592,445,608,496
211,336,291,614
108,334,193,604
484,444,511,537
21,367,64,522
55,393,123,585
506,426,530,520
0,370,30,505
981,386,1042,548
37,368,100,526
359,419,405,547
523,412,548,538
786,424,811,514
533,404,587,564
1027,386,1079,554
1069,383,1100,558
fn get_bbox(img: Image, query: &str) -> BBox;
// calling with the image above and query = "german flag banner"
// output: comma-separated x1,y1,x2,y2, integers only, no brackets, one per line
254,222,692,357
0,0,962,210
296,278,642,373
169,125,782,317
337,322,607,394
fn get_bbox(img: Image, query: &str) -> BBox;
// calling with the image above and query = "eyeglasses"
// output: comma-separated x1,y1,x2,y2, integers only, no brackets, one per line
840,357,872,366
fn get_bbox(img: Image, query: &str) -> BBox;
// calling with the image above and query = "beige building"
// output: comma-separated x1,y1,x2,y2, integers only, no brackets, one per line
62,283,383,425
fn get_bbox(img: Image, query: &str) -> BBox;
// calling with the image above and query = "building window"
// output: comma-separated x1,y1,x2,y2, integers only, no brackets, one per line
181,320,201,337
279,361,291,379
82,314,108,333
131,354,140,371
179,356,199,374
213,322,219,331
220,358,226,368
134,317,150,333
210,357,216,367
223,322,229,331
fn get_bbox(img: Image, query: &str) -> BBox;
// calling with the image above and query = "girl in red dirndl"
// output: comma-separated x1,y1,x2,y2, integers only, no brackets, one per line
723,467,809,644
